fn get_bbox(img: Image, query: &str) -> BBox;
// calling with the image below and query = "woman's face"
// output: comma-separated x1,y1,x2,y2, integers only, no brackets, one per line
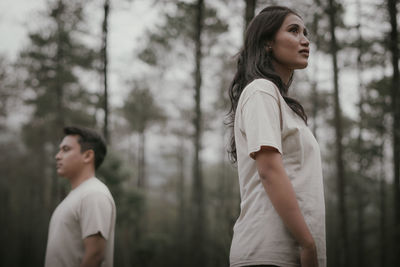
269,14,310,71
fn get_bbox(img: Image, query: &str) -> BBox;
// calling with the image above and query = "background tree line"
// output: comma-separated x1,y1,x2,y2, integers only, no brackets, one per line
0,0,399,266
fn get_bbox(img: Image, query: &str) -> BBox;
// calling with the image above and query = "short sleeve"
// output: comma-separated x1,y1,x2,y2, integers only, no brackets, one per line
242,89,282,159
79,192,114,240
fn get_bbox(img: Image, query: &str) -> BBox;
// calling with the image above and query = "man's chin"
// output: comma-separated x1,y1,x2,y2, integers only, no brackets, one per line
56,169,66,177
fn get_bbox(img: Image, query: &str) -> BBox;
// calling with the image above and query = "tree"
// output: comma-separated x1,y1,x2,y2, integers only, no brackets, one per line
102,0,110,143
364,76,392,267
387,1,400,264
136,1,228,264
96,150,144,267
18,0,98,202
354,1,366,265
191,0,206,265
326,0,348,266
244,0,256,34
0,56,21,129
12,1,98,264
0,56,26,266
122,82,166,189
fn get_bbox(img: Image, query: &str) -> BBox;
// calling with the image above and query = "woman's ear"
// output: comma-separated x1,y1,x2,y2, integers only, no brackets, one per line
265,41,273,52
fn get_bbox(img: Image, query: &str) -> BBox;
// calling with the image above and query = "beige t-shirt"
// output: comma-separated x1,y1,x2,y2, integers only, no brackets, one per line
230,79,326,267
45,177,116,267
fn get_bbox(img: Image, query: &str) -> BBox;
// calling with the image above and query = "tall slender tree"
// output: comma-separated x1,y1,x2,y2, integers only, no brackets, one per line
18,0,97,203
355,1,366,266
387,1,400,264
122,83,165,189
102,0,110,143
244,0,256,34
136,1,227,265
327,0,348,266
191,0,205,265
13,0,97,265
379,138,387,267
307,0,324,137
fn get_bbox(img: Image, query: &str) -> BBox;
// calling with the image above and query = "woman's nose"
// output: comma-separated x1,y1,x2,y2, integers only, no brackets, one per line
301,35,310,46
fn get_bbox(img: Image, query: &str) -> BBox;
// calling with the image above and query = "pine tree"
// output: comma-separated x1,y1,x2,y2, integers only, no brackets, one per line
326,0,348,266
387,1,400,264
101,0,110,143
122,82,166,189
12,0,98,265
244,0,256,33
136,1,228,264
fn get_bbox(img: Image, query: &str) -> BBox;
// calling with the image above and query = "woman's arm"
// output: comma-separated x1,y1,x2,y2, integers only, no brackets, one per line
255,146,318,267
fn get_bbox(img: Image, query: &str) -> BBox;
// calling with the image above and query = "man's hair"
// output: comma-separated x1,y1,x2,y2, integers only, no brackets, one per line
63,126,107,170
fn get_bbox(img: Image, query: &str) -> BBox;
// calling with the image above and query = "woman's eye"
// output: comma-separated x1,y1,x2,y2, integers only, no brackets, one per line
290,28,298,33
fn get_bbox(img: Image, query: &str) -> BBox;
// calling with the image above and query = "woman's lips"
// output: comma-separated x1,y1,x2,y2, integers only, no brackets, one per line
299,50,309,57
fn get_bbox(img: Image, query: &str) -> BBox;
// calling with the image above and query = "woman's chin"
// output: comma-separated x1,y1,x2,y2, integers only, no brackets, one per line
295,61,308,69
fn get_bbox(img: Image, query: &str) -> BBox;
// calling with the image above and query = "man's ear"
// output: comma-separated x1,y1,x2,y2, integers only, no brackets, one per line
83,150,95,165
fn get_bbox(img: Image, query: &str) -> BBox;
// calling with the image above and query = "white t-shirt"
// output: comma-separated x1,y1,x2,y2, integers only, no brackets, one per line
45,177,116,267
230,79,326,267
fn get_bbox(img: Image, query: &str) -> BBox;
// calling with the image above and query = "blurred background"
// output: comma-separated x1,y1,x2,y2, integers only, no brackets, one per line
0,0,399,266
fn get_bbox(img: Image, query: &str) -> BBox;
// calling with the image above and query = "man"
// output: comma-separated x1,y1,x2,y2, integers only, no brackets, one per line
45,126,116,267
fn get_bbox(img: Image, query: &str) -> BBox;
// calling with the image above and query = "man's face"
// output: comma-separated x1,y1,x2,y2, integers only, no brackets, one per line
55,135,85,179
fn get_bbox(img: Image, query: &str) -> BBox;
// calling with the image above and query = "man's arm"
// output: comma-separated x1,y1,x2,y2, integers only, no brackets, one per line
255,146,318,267
80,233,106,267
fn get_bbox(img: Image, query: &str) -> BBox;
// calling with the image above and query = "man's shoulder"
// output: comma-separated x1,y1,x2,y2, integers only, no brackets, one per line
77,177,115,204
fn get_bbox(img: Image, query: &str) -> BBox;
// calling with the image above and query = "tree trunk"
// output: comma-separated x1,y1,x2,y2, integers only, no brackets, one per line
192,0,205,265
102,0,110,143
327,0,348,266
310,81,318,137
176,136,187,264
136,130,146,241
244,0,256,34
177,139,185,230
355,1,365,266
387,0,400,264
379,140,387,267
55,0,65,131
53,0,66,206
310,2,321,138
138,131,146,188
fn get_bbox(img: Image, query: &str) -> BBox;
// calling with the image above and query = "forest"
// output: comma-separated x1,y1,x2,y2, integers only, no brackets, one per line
0,0,399,266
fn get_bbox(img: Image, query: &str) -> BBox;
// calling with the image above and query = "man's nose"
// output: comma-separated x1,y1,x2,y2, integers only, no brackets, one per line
55,151,61,160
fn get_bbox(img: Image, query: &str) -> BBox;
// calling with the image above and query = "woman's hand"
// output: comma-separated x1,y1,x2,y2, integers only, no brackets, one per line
300,243,318,267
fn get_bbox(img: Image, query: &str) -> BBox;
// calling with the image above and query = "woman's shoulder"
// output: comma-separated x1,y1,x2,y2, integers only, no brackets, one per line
241,78,280,103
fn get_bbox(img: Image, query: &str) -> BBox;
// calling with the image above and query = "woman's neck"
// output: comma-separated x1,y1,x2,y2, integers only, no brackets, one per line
271,60,293,85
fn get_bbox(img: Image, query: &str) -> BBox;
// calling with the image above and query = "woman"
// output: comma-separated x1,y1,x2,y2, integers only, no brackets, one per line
228,6,326,267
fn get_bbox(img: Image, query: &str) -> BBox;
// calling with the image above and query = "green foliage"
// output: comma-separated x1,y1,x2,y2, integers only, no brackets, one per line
364,77,392,133
0,56,15,122
122,82,166,134
97,149,145,227
97,150,130,198
138,0,228,66
18,0,98,146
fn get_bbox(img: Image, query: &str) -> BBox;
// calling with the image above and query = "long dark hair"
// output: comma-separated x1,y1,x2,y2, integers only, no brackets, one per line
228,6,308,163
